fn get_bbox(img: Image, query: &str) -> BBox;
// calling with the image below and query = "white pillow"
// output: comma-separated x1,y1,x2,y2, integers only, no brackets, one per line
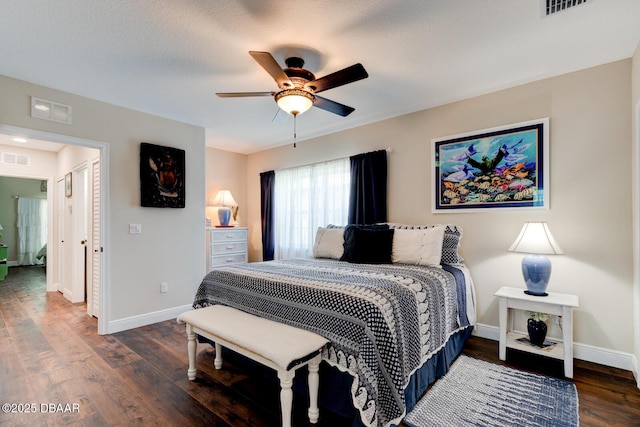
313,227,345,259
392,226,445,266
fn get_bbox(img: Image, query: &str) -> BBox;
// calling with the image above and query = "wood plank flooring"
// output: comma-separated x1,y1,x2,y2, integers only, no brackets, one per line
1,266,639,426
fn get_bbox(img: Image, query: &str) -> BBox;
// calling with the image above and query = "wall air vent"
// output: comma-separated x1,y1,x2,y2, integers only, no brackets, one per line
31,96,73,125
544,0,591,16
1,152,30,166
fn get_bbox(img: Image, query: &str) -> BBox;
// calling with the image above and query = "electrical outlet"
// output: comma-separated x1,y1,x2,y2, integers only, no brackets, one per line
161,282,168,293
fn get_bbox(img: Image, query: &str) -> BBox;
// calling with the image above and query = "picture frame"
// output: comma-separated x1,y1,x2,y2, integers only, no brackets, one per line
140,142,186,208
432,118,549,213
65,173,72,198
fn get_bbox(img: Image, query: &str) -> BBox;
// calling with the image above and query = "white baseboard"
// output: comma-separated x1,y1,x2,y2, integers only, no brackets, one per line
62,288,73,302
107,304,192,334
473,323,639,375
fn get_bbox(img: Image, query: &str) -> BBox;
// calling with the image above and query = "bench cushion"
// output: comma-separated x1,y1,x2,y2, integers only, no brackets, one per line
178,305,328,370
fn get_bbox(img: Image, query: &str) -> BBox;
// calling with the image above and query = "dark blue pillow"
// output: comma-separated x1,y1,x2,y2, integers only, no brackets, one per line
340,225,394,264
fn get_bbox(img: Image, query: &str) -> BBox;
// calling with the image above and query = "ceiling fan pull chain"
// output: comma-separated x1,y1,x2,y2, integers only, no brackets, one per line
293,112,298,148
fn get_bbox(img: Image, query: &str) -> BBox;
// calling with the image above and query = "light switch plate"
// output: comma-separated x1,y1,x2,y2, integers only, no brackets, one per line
129,224,142,234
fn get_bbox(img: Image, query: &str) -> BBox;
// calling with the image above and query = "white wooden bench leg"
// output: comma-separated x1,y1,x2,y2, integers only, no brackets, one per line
277,370,294,427
214,342,223,369
308,355,321,423
186,324,197,380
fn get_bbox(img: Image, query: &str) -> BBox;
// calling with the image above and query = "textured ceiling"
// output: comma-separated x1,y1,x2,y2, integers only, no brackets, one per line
1,0,639,154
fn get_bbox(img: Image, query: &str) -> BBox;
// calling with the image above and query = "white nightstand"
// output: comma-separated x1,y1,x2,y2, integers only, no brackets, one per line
494,286,579,378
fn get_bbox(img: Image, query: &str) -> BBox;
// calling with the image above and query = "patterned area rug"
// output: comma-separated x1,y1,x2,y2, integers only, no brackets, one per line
404,355,579,427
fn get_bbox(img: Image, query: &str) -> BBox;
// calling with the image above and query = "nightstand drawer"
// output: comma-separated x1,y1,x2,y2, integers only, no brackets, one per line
211,241,247,255
210,254,247,267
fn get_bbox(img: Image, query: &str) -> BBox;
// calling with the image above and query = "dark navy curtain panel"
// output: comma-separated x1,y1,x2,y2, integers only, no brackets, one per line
348,149,388,225
260,170,275,261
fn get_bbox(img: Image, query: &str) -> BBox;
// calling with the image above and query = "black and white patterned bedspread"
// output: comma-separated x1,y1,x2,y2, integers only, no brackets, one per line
193,258,474,427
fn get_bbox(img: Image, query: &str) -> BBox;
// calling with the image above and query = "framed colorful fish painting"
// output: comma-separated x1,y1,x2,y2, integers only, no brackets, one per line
431,118,549,212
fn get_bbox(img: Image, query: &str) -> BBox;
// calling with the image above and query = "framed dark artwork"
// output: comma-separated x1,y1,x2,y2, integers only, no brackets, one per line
140,142,185,208
65,173,72,197
432,118,549,212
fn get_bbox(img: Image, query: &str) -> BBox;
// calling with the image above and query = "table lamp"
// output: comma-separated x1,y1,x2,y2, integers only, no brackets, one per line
212,190,237,227
508,221,564,296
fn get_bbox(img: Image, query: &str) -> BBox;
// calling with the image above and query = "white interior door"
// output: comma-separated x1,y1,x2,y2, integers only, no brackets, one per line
56,177,66,292
89,159,101,317
72,165,89,304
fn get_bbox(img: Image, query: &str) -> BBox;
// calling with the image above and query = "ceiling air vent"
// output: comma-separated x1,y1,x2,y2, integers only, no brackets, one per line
544,0,591,16
1,152,30,166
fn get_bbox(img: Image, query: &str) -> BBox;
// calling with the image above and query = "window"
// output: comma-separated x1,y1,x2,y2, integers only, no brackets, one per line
274,157,350,259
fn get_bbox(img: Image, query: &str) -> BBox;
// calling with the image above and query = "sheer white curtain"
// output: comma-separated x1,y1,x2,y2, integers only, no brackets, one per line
17,197,47,265
274,157,350,259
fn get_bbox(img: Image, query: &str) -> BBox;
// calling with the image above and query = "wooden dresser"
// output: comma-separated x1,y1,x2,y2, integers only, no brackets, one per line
206,227,248,272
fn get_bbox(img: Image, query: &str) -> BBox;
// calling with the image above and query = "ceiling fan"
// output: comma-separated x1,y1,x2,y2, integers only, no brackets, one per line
217,51,368,118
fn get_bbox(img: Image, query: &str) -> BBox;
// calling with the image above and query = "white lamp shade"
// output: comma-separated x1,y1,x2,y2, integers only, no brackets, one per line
211,190,237,207
508,222,564,255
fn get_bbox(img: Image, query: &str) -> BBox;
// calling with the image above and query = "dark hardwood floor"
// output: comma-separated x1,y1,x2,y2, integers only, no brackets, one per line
1,266,639,426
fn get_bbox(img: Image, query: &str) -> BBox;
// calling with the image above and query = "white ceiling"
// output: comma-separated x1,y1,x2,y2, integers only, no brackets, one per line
1,0,639,154
0,134,62,153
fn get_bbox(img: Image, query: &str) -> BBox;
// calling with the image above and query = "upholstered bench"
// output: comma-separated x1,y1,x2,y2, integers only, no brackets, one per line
177,305,329,427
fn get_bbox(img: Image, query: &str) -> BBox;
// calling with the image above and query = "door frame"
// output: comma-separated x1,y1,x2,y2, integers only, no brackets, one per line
0,124,110,335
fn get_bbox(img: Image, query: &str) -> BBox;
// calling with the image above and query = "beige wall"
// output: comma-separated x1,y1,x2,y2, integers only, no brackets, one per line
247,59,634,355
631,43,640,381
205,147,247,227
0,74,206,331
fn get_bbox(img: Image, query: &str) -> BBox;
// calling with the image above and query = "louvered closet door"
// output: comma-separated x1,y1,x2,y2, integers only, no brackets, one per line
90,159,101,317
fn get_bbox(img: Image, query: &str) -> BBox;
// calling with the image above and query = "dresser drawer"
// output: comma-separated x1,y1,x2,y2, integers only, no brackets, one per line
211,241,248,255
210,228,248,243
210,253,248,267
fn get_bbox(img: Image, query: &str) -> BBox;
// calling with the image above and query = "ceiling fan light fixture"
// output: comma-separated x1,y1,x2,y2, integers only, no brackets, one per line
275,89,314,116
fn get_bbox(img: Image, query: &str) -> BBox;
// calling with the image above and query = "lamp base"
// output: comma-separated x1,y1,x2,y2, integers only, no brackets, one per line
522,254,551,296
524,290,548,297
218,207,231,227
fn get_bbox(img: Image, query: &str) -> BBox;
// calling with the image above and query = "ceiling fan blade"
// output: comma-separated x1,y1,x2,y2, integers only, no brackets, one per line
216,92,274,98
313,96,355,117
249,51,294,89
305,63,368,94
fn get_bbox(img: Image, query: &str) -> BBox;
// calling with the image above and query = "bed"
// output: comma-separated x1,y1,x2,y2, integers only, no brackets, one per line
192,223,476,427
